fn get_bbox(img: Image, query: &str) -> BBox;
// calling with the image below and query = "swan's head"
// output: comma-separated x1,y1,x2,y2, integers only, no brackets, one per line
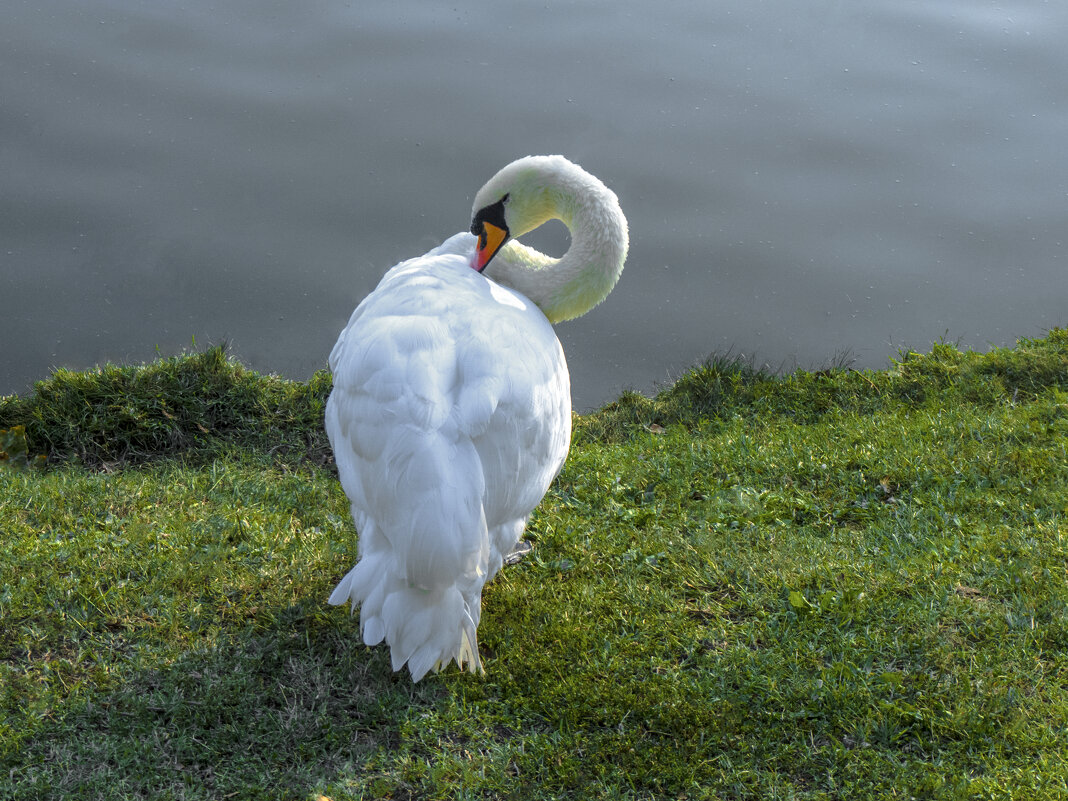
469,155,578,272
467,155,628,323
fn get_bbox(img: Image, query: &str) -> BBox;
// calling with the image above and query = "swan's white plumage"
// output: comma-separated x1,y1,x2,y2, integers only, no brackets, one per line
326,156,626,681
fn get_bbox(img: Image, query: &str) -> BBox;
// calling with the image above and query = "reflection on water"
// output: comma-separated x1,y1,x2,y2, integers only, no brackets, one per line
2,0,1065,409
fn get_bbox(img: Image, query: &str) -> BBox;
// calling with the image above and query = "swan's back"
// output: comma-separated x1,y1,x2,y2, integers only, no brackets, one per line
326,235,570,680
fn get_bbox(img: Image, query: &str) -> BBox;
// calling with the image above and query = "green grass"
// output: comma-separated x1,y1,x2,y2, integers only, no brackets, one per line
0,345,333,468
1,332,1067,800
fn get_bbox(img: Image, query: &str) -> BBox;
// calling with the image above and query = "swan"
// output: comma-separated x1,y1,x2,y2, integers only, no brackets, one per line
325,155,628,681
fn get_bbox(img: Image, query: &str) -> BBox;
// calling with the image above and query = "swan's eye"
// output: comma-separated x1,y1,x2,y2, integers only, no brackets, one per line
502,193,510,205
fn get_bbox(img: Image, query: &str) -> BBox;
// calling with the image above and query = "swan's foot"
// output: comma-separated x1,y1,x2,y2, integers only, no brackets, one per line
504,540,532,566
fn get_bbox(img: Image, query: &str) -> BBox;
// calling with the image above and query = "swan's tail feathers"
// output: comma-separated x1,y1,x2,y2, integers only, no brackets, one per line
328,556,391,646
382,586,484,682
327,563,358,607
457,606,485,676
330,564,485,682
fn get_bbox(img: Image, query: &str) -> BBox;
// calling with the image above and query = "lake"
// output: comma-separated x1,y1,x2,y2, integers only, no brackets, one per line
3,0,1066,409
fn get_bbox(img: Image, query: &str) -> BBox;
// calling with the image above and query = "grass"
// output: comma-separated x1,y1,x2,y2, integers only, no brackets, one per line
0,345,333,469
1,332,1066,800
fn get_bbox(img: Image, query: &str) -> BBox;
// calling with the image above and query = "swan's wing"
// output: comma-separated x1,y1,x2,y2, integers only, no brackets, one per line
326,250,570,593
467,303,570,529
327,259,484,593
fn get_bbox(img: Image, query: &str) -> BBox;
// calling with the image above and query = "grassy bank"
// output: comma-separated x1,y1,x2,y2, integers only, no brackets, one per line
1,333,1066,800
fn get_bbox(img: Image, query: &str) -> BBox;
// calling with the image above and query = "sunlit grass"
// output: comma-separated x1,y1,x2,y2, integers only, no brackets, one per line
2,331,1066,799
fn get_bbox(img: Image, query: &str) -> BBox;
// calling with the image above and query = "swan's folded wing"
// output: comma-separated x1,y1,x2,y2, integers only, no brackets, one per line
326,253,569,583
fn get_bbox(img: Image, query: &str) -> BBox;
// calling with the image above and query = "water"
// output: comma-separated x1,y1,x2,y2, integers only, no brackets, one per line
3,0,1066,410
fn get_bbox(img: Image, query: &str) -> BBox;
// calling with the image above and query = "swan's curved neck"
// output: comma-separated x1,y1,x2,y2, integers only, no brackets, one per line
483,180,628,324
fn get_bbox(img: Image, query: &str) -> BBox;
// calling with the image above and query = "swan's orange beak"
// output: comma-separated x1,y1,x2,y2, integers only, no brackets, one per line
474,221,508,272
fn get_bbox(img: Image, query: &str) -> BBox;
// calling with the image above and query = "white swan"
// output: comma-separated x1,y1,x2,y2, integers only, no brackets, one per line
325,155,628,681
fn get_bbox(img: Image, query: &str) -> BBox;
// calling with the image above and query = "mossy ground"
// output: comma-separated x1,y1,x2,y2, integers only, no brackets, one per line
1,333,1066,800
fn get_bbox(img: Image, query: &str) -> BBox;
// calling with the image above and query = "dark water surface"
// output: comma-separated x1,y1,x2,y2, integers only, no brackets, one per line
3,0,1066,409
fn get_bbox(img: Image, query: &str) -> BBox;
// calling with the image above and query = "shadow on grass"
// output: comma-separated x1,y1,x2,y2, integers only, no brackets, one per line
7,599,444,800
